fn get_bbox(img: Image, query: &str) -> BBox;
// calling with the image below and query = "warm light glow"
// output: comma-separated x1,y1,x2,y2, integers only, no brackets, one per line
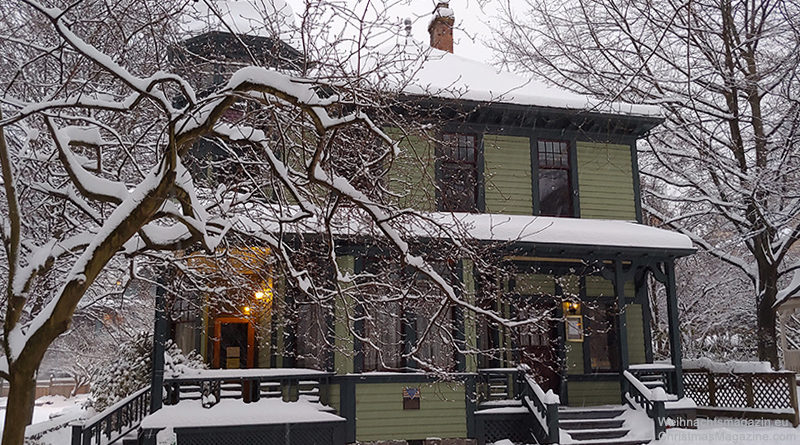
254,291,265,300
563,301,581,314
243,306,251,315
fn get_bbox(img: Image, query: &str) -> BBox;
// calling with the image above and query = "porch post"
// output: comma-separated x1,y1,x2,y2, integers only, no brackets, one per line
613,260,630,394
665,259,685,398
150,277,167,413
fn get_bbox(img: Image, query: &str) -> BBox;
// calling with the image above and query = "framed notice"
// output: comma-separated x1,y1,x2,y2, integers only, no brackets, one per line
566,315,584,342
402,387,421,410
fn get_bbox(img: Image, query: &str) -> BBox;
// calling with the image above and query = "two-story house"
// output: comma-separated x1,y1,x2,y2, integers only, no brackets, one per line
163,3,696,444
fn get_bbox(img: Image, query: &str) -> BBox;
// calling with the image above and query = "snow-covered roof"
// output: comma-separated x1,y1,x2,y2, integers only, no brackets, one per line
180,0,294,39
141,398,343,429
237,208,694,255
401,48,663,118
425,212,693,252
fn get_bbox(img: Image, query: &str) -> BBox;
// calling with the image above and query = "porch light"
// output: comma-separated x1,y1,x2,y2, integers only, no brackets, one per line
243,306,252,315
254,288,273,301
564,301,581,314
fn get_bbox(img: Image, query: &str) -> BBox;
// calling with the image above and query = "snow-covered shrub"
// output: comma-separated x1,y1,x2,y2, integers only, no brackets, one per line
89,331,205,411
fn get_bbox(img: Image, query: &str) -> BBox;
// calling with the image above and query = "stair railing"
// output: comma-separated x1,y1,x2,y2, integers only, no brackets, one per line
623,370,667,439
518,373,560,444
70,385,151,445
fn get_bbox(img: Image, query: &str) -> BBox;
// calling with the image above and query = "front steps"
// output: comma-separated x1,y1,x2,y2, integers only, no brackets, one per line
559,406,651,445
476,402,653,445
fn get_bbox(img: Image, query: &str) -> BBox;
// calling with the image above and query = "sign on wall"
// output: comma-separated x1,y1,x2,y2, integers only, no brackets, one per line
403,387,421,410
566,315,584,342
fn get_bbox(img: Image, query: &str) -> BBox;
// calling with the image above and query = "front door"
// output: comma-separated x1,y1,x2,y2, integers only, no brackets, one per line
213,318,255,369
516,298,560,393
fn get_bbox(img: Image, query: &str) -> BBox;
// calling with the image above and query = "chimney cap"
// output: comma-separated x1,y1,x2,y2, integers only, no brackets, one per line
433,2,454,19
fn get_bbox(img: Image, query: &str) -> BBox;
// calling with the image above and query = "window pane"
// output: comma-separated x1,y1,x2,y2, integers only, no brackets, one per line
295,302,328,370
440,164,477,212
586,302,621,372
538,169,571,216
414,302,455,371
363,301,403,371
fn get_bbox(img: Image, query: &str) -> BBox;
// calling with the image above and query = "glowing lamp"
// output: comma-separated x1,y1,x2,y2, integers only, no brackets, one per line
254,291,265,300
243,306,251,315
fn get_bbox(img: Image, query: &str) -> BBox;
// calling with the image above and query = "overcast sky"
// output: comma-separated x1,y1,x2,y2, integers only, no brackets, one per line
281,0,503,63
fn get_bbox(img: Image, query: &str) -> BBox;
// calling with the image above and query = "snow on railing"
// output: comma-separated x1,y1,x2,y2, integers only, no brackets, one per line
71,385,151,445
520,373,560,444
623,370,666,439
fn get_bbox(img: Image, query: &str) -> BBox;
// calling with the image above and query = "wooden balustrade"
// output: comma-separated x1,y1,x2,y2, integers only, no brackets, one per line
683,370,799,427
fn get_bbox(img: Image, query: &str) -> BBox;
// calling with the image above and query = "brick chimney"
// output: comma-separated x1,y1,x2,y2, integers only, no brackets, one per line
428,2,455,53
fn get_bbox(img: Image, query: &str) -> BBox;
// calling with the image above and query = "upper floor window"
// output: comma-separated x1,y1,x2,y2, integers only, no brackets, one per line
537,140,573,217
439,133,478,212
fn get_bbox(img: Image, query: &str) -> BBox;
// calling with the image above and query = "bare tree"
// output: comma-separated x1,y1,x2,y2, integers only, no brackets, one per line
492,0,800,367
0,1,552,443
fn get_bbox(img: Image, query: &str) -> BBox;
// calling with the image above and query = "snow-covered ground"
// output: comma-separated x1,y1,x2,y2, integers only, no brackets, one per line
0,394,89,442
493,417,800,445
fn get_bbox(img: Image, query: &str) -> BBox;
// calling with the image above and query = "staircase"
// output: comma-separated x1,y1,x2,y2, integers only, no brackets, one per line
559,406,651,445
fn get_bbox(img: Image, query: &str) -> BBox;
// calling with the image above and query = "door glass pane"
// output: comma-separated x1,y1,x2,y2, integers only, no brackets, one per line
220,323,248,369
586,303,621,372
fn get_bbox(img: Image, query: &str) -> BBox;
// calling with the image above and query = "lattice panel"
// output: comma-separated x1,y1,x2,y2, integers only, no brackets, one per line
712,375,747,408
682,372,710,406
290,426,336,445
178,428,285,445
482,418,531,444
752,376,792,410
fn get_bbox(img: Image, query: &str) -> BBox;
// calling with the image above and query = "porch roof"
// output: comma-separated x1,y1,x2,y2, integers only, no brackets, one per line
421,212,694,255
237,208,695,258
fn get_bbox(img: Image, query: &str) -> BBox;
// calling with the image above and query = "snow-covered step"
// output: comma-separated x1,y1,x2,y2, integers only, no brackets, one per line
559,418,625,430
566,427,630,441
558,407,625,420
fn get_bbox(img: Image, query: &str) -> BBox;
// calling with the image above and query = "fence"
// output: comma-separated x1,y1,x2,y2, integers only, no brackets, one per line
683,370,799,426
0,377,89,398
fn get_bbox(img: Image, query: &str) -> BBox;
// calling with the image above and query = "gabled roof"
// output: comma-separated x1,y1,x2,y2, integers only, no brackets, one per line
397,47,663,120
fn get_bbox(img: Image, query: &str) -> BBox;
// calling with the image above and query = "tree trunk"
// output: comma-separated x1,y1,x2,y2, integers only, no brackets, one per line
1,369,37,445
757,264,779,368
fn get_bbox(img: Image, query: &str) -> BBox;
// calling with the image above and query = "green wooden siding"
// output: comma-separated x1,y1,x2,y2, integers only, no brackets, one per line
334,255,355,374
568,380,621,406
576,141,636,220
626,303,646,365
565,342,584,374
484,135,533,215
355,382,467,441
326,383,341,413
585,276,635,297
514,274,555,295
384,128,436,211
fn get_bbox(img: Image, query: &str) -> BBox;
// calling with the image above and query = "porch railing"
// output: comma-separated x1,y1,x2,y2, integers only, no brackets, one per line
682,370,799,427
163,370,334,407
519,373,560,444
628,363,678,396
623,370,667,439
70,386,151,445
476,368,520,402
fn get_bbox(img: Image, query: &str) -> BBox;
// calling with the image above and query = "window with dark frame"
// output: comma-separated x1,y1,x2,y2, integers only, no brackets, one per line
439,133,478,213
537,140,573,217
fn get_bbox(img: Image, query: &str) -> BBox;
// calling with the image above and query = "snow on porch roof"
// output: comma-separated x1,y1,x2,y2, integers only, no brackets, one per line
400,48,664,119
238,208,694,254
420,212,694,252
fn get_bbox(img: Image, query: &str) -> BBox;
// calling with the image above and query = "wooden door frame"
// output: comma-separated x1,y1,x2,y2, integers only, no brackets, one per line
212,317,256,369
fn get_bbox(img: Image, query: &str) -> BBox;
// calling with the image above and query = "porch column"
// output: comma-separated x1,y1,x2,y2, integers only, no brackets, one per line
613,260,630,388
150,277,167,413
664,259,685,398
